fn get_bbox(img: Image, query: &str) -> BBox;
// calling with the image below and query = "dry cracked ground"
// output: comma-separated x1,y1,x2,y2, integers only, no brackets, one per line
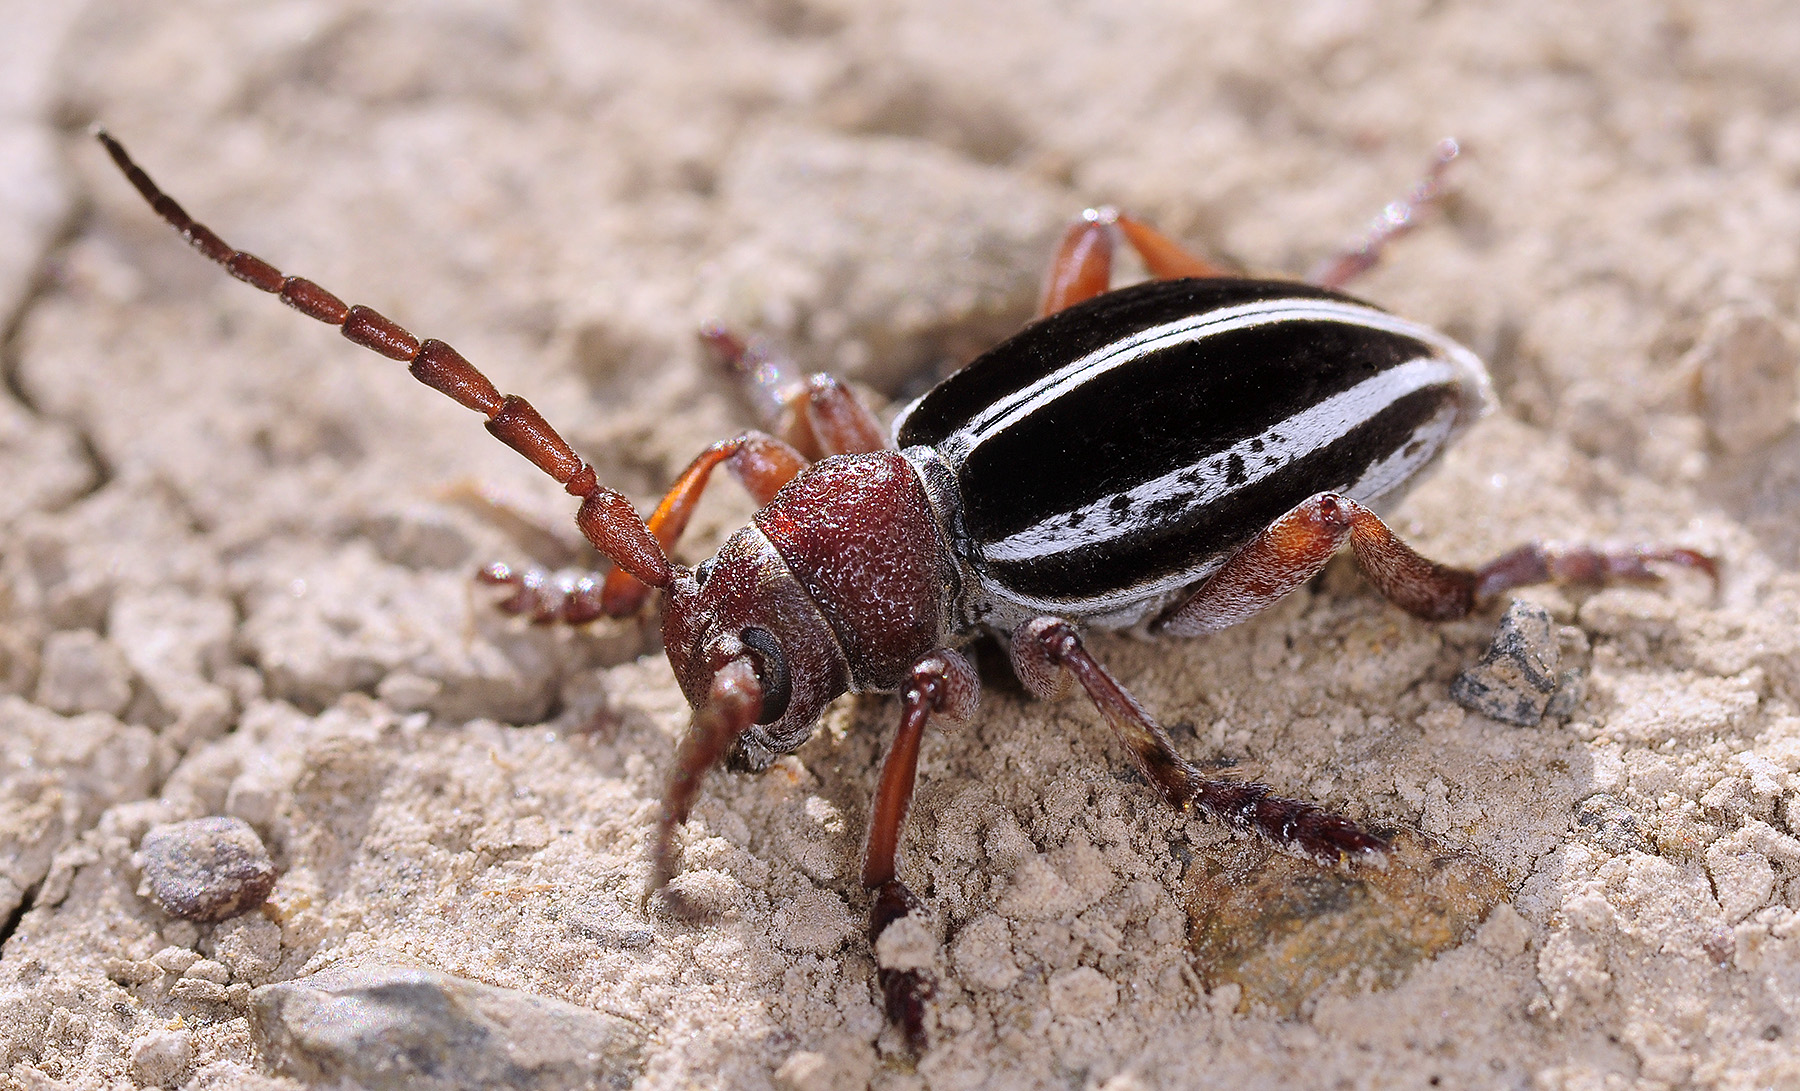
4,2,1800,1089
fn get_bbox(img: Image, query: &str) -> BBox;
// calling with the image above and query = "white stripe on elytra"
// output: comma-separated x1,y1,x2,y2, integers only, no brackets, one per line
979,355,1462,563
938,297,1472,463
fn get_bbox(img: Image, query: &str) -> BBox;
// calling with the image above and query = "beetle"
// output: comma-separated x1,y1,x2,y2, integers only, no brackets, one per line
97,131,1713,1050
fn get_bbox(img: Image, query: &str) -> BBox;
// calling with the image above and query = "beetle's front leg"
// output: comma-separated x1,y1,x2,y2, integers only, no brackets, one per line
862,649,979,1056
594,430,811,615
479,430,809,620
1306,139,1460,289
1012,618,1386,862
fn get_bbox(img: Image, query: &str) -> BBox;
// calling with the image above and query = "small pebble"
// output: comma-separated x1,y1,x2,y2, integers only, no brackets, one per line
138,816,277,922
128,1028,193,1087
1450,600,1562,726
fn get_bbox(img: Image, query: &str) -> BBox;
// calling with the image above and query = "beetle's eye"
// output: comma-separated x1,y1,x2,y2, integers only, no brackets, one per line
692,558,715,587
739,627,790,724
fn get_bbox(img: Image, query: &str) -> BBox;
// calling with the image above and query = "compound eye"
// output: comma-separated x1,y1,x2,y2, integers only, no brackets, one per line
739,627,791,725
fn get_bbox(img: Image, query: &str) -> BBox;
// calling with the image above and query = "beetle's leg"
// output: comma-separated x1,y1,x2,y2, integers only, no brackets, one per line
597,431,810,615
1041,207,1235,318
1013,617,1386,862
1114,212,1234,280
1157,493,1367,636
1159,491,1717,633
1038,208,1120,317
700,326,887,458
98,131,678,597
1468,542,1717,600
645,655,764,913
435,481,619,626
474,563,613,625
1306,139,1460,290
862,649,979,1056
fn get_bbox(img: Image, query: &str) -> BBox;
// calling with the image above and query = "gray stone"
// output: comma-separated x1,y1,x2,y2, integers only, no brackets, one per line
251,963,646,1091
1543,667,1588,720
1450,600,1563,726
137,815,276,922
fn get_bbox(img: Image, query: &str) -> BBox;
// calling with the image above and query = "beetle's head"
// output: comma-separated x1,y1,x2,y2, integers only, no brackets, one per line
648,524,849,907
660,524,851,769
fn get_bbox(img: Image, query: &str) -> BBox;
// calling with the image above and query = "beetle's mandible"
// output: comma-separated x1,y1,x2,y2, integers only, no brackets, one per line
97,131,1715,1051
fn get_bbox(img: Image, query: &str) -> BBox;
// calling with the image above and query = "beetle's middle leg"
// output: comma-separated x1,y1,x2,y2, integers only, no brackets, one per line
1037,208,1233,317
1038,139,1462,317
1011,617,1387,862
700,324,887,459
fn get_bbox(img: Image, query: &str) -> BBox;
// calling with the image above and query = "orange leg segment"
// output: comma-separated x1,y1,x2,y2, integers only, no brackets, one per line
599,431,808,615
1039,207,1233,318
1158,491,1717,638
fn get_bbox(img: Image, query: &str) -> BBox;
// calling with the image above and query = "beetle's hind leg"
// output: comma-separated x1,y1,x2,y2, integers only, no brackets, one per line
1156,492,1717,638
1306,139,1461,290
1011,617,1387,863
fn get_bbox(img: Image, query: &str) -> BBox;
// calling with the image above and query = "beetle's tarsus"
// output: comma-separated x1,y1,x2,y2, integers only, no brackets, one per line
868,879,933,1056
1473,542,1719,600
477,562,611,625
1192,778,1389,863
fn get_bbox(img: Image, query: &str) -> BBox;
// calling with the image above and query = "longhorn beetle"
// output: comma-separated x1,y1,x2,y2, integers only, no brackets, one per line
98,132,1714,1051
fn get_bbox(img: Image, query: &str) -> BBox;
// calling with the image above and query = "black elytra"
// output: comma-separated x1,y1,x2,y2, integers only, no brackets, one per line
895,277,1492,631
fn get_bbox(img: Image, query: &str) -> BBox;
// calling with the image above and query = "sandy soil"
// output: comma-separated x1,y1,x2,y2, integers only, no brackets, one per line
4,1,1800,1088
